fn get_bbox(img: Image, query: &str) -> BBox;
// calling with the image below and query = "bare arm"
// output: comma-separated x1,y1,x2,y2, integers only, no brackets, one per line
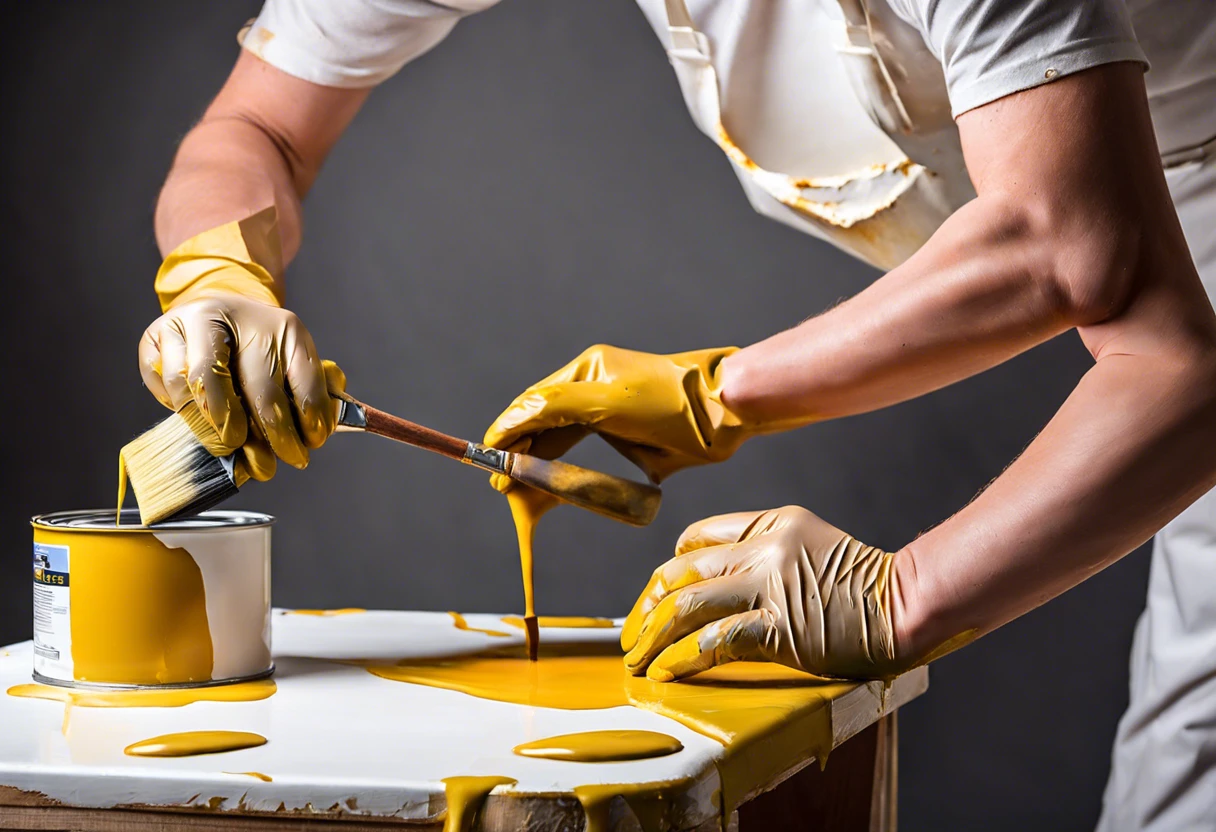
155,50,369,259
722,63,1216,661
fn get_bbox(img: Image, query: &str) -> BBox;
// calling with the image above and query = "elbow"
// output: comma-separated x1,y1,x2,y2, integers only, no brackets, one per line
1038,210,1144,328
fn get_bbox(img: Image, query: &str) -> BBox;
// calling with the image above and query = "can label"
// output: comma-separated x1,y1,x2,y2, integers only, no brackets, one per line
32,542,72,679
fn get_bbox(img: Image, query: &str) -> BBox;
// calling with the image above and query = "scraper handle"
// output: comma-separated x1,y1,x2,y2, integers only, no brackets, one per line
335,397,662,527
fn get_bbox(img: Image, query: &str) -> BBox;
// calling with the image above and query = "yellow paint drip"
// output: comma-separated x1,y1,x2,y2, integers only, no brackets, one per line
124,730,266,757
501,615,615,629
447,612,510,638
226,771,273,781
574,781,688,832
514,730,682,762
441,775,516,832
7,679,276,709
33,526,213,686
364,642,854,812
283,608,366,616
505,487,558,660
116,454,128,525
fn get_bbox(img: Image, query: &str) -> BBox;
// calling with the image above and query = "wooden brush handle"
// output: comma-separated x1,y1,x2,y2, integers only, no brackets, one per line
359,404,469,460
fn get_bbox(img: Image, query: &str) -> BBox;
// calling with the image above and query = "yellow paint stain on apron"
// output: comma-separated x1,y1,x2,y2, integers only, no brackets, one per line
514,730,682,762
447,612,510,638
440,775,516,832
33,527,213,686
501,615,615,630
363,642,853,815
124,730,266,757
225,771,273,781
283,608,367,616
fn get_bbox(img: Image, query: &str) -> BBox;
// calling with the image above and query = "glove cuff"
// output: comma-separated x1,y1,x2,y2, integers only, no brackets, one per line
155,206,285,312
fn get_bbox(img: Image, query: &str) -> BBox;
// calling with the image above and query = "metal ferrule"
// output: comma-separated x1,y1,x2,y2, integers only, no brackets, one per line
335,399,368,431
463,442,510,475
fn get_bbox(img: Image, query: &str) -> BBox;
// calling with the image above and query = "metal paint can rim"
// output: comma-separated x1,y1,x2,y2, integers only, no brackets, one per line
30,665,276,691
31,508,276,533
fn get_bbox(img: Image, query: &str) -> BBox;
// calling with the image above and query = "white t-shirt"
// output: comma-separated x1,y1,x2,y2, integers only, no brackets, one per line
240,0,1212,159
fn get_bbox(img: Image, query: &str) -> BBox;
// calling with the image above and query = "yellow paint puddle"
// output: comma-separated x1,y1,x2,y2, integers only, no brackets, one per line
447,612,510,638
363,641,853,814
501,615,615,630
514,730,682,762
124,730,266,757
282,608,366,616
225,771,273,781
441,775,516,832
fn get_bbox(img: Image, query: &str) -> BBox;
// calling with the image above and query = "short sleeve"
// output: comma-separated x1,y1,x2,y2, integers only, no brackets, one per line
887,0,1149,117
239,0,503,89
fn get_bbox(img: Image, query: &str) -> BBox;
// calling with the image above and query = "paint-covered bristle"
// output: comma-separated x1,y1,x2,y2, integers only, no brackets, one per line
121,404,239,526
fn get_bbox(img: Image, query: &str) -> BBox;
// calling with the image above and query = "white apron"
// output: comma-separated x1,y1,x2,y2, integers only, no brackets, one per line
644,3,1216,829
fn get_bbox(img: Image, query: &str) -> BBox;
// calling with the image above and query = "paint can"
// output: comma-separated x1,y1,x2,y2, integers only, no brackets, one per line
30,509,274,689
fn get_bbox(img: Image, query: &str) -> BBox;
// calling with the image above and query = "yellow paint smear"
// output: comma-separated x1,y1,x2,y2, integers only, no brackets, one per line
364,642,853,812
283,608,366,616
225,771,273,781
124,730,266,757
514,730,682,762
574,780,689,832
501,615,615,630
6,679,276,709
441,775,516,832
33,526,213,686
448,612,510,638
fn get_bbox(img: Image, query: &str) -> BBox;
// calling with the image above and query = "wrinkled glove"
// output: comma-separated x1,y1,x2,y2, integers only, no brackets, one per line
621,506,908,681
483,345,751,492
138,207,341,482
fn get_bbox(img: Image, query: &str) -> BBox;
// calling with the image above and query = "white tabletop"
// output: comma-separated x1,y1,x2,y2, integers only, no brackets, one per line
0,610,925,824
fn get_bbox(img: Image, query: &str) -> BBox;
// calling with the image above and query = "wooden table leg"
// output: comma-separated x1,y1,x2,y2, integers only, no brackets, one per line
735,712,898,832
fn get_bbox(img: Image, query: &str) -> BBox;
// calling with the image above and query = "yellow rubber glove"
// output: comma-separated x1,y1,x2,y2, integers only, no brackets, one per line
621,506,908,681
483,345,749,488
138,207,341,482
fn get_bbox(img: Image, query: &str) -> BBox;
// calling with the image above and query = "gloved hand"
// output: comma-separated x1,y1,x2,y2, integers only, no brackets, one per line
621,506,909,681
138,207,341,482
483,345,752,490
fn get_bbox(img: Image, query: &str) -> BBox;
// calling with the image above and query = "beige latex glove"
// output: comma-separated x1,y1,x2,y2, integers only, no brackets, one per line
621,506,908,682
483,345,751,493
138,207,341,482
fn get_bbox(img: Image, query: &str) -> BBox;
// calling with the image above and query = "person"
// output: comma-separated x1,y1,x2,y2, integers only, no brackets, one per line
139,2,1215,828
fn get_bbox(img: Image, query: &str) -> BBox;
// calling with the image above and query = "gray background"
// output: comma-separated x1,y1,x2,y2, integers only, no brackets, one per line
1,1,1152,829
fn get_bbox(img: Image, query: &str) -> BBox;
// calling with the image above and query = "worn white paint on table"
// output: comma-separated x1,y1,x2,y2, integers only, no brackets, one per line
0,610,924,824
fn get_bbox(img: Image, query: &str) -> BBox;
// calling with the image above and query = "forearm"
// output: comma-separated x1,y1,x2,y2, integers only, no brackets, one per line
893,344,1216,663
155,118,304,260
154,51,368,262
719,194,1079,426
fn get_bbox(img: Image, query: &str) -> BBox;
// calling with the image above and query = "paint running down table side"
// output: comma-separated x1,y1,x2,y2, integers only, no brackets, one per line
0,609,927,831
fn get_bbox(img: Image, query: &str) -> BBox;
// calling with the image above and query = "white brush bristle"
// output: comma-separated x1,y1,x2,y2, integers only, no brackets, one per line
121,403,239,526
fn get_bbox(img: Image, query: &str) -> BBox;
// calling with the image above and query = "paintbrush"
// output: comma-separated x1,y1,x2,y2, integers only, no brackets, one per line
121,396,662,528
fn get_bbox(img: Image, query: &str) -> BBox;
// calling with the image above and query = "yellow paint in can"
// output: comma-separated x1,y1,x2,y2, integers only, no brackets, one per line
30,510,273,688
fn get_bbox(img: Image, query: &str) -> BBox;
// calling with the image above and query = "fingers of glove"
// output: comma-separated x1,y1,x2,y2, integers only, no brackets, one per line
483,382,613,451
235,340,310,470
281,324,334,450
675,511,769,555
620,544,741,651
646,609,779,682
236,421,278,482
181,311,247,452
138,326,173,410
155,317,193,411
321,360,347,395
623,575,753,674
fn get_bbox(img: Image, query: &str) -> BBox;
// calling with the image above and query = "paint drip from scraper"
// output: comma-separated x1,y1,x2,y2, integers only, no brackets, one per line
124,730,267,757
